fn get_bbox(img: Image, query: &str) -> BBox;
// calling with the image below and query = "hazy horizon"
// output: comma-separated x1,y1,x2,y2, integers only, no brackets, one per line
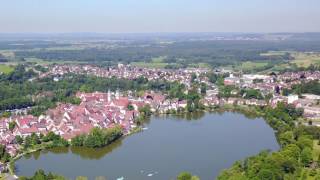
1,0,320,33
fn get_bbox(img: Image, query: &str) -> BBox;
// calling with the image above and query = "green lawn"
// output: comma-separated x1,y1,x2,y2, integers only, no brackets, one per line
0,64,14,74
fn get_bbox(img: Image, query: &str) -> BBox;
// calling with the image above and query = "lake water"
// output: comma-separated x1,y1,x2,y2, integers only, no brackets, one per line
15,112,279,180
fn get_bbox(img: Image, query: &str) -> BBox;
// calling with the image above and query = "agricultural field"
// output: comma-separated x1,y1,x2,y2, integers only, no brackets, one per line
24,58,86,65
131,56,168,68
260,51,289,56
0,50,15,59
239,61,269,71
131,61,168,68
291,52,320,68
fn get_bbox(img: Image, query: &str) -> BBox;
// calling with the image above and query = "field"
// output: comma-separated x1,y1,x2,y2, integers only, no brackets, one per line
0,64,14,74
260,51,289,56
24,58,86,65
131,61,168,68
239,61,269,71
131,56,168,68
221,61,270,73
291,52,320,68
0,50,15,59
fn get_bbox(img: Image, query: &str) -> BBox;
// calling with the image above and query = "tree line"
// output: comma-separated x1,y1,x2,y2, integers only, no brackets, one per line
217,103,319,179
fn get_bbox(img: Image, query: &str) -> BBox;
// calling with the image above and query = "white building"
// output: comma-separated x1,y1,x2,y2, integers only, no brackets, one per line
288,94,299,104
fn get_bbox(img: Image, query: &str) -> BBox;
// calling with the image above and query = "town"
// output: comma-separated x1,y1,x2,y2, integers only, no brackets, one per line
1,63,320,162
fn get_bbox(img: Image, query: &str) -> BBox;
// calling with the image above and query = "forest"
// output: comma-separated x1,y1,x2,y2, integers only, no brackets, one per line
13,40,298,66
0,35,315,67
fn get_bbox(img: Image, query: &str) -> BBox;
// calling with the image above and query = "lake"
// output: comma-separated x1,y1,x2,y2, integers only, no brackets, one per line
15,112,279,180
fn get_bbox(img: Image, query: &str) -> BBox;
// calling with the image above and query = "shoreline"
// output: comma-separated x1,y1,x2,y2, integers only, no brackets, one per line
8,126,144,177
7,104,274,178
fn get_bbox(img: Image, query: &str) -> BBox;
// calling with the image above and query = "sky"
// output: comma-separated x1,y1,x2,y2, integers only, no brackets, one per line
0,0,320,33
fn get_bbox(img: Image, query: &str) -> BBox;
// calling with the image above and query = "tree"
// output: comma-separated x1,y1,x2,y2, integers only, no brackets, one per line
301,147,312,166
76,176,88,180
95,176,107,180
296,136,313,150
24,136,32,149
15,135,24,145
32,169,47,180
139,104,152,117
127,104,134,111
191,73,197,83
1,111,11,118
200,83,207,95
71,134,86,146
241,89,263,99
0,144,10,163
72,126,122,148
9,121,16,131
177,172,192,180
42,131,60,142
218,85,236,98
31,133,41,145
257,169,275,180
19,169,66,180
281,144,300,162
279,131,294,147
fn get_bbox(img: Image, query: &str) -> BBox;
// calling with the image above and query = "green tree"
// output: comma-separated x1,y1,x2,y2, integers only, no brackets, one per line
200,83,207,95
15,135,24,145
76,176,88,180
301,147,312,167
191,73,197,83
127,104,134,111
1,111,11,118
177,172,192,180
71,134,86,146
279,131,294,147
31,133,41,145
8,121,16,131
24,136,32,149
257,169,275,180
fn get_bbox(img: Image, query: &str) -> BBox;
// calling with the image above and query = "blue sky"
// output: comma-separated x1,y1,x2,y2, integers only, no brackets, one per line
0,0,319,33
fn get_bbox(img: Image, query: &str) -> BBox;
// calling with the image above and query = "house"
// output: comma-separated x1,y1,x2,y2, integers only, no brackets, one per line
224,77,240,86
304,106,320,119
178,100,188,108
288,94,299,104
15,126,39,137
302,94,320,100
270,96,287,107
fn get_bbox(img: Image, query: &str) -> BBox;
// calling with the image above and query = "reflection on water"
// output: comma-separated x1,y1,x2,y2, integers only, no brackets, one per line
157,111,206,121
28,137,124,160
70,139,123,160
32,112,206,160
